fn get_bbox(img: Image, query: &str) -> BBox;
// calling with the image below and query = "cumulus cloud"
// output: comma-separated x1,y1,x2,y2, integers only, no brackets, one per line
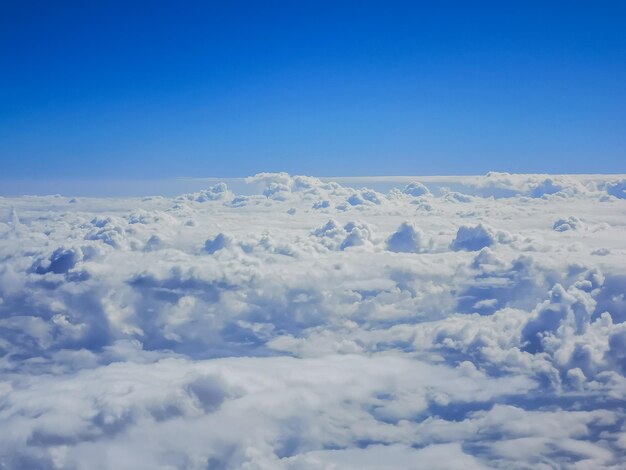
204,233,231,254
386,221,424,253
553,216,585,231
0,173,625,468
606,179,626,199
450,224,495,251
402,181,431,197
179,182,233,202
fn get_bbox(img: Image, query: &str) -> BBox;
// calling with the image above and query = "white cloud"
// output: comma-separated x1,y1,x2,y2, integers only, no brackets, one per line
553,216,585,232
450,224,495,251
386,221,425,253
402,181,431,197
0,173,625,468
204,233,231,254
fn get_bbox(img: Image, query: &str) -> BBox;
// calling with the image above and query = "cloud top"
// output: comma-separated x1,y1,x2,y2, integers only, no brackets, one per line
0,173,625,468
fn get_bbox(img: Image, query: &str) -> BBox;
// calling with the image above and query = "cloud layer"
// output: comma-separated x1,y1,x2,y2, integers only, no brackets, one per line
1,173,625,469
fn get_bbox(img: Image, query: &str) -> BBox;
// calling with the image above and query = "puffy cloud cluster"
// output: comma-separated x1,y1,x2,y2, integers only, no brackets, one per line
450,224,495,251
470,172,593,198
553,216,585,232
605,179,626,200
311,219,378,251
245,173,349,202
402,181,431,197
179,182,233,202
0,173,625,469
386,221,425,253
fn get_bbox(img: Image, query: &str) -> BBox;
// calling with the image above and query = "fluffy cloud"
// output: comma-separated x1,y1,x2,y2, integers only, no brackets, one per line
386,221,425,253
553,216,585,232
179,183,234,202
604,179,626,199
204,233,231,254
402,182,431,197
0,173,625,469
450,224,495,251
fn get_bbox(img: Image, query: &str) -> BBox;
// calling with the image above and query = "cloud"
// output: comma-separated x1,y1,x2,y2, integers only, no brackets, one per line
339,221,376,250
204,233,231,254
605,179,626,199
386,221,425,253
450,224,495,251
0,173,625,468
402,182,431,197
179,182,233,202
553,216,585,232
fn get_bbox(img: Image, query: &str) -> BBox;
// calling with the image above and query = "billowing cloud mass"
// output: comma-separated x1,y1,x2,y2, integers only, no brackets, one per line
0,173,625,469
386,221,425,253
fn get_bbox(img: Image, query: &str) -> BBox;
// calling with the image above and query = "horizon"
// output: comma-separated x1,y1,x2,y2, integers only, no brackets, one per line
2,171,625,198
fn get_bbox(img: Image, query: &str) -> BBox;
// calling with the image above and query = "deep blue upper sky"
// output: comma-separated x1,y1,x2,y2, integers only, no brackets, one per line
1,0,625,179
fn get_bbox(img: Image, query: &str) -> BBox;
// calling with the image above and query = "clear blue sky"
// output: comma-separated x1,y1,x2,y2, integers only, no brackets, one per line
1,0,625,179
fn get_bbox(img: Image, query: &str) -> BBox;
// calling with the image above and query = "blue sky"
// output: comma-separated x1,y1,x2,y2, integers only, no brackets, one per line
1,0,625,179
